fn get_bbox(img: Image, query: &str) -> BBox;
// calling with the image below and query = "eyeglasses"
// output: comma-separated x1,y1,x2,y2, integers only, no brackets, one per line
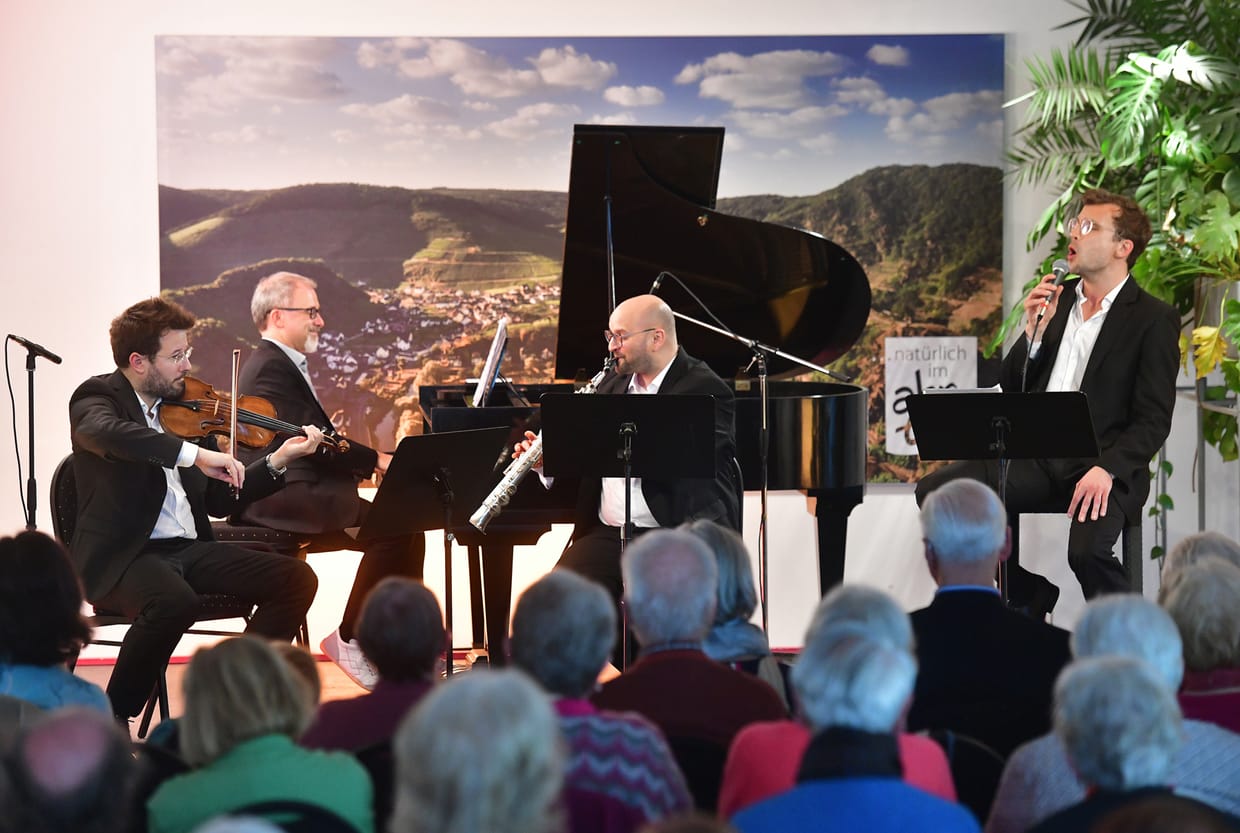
1067,217,1115,237
153,347,193,365
603,328,658,346
277,306,322,319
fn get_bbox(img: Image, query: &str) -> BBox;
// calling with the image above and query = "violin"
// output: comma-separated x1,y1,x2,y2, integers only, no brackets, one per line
159,376,349,453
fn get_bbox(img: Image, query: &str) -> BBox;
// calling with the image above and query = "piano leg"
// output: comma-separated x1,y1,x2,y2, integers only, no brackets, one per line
472,544,514,667
468,545,486,652
813,487,864,596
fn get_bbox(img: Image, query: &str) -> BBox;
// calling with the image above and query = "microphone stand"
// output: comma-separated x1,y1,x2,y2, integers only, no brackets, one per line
23,350,39,530
668,309,845,633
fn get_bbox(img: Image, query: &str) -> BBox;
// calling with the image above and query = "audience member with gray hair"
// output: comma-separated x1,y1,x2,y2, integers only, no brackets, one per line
0,707,137,833
719,584,956,818
301,577,443,752
1026,656,1240,833
1159,531,1240,600
511,569,691,832
986,594,1240,833
593,530,784,809
682,520,787,707
1163,557,1240,735
908,478,1071,758
390,668,565,833
732,626,978,833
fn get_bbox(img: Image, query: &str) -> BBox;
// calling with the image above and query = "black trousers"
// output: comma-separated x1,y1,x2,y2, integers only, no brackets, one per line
304,498,425,641
915,458,1132,601
95,538,318,719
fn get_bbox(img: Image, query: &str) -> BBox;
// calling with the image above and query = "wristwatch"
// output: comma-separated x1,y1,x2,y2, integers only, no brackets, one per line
265,454,287,478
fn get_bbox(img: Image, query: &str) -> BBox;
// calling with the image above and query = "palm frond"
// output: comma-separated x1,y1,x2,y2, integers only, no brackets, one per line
1011,48,1111,130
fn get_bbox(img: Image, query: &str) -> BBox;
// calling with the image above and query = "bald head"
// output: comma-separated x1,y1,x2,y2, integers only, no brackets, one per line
607,294,678,382
6,708,136,833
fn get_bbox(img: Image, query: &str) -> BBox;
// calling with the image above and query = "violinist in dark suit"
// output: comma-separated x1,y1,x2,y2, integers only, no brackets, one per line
69,297,323,721
916,189,1179,612
235,272,424,689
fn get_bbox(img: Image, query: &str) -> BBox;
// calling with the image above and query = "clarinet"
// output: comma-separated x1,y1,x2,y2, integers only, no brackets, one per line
469,358,613,532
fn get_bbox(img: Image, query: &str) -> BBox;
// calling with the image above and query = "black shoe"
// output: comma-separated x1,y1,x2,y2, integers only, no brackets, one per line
1012,576,1060,621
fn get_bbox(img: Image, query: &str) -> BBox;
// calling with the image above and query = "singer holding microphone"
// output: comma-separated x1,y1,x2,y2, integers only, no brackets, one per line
915,188,1180,615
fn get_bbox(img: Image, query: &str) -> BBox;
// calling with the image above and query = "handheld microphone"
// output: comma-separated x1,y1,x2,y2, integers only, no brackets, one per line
7,333,62,364
1035,259,1071,323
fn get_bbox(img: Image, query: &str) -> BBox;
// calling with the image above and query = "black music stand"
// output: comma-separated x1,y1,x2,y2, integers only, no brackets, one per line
540,393,717,533
907,391,1099,600
356,426,510,676
541,393,716,667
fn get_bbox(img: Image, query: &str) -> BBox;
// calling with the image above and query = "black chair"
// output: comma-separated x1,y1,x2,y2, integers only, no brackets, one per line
230,800,359,833
353,739,395,832
667,734,730,812
924,728,1007,825
51,454,257,738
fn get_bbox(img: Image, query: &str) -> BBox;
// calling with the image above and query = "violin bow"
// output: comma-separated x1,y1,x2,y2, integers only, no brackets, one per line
229,349,241,494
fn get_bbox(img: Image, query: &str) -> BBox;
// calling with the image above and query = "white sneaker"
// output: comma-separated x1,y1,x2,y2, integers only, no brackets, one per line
320,629,379,690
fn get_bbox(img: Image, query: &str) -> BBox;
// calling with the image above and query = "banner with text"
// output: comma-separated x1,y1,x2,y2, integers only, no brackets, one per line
885,336,977,456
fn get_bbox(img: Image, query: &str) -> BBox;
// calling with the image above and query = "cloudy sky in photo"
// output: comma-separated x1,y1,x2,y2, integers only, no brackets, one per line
156,34,1004,197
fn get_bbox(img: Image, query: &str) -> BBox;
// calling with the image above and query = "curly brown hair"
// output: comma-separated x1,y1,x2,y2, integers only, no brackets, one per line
1081,188,1152,269
108,297,195,369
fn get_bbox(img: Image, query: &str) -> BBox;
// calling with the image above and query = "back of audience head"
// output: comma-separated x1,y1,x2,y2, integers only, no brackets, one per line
1160,531,1240,600
1160,557,1240,673
2,707,136,833
1092,792,1237,833
1053,656,1181,792
1071,593,1184,691
391,668,564,833
637,814,739,833
791,623,916,734
0,530,92,667
511,569,615,699
622,529,718,647
356,577,445,683
919,478,1008,582
270,641,321,707
179,636,312,768
807,583,912,652
682,519,757,626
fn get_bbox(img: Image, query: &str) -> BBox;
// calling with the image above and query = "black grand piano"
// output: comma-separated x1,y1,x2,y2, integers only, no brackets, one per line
420,124,870,662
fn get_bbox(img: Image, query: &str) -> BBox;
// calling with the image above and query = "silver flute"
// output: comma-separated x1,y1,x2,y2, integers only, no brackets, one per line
469,357,614,532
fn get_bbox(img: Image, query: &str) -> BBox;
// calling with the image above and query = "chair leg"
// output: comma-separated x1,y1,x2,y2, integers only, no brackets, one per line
1122,523,1143,594
137,679,162,739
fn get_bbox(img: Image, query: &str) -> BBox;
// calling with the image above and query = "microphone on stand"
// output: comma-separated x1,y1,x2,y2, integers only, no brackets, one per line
7,334,62,364
650,272,669,294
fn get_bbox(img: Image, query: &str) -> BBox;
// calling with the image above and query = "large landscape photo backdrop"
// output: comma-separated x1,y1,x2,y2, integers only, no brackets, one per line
156,34,1005,481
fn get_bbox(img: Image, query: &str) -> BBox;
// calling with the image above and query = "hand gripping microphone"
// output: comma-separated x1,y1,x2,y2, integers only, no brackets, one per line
1034,259,1071,327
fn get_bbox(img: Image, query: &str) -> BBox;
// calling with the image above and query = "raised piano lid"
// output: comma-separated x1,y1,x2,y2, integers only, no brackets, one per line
555,124,872,381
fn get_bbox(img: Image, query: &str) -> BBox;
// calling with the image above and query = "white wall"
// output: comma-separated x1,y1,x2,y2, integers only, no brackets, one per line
9,0,1225,650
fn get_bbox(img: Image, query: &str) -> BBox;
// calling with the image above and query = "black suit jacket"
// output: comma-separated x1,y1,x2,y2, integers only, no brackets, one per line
67,370,284,601
235,339,378,534
573,348,740,533
907,589,1071,758
1000,277,1179,520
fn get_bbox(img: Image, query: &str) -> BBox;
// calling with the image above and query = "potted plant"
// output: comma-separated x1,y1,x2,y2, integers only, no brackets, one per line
995,0,1240,535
